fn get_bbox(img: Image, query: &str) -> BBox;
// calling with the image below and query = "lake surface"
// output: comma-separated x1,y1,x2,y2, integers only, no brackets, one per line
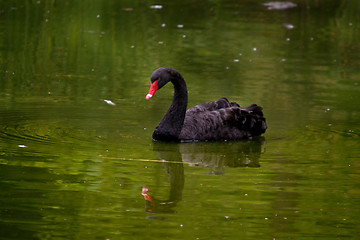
1,0,359,239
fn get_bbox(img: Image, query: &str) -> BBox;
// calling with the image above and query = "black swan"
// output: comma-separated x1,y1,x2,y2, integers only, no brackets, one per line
146,67,267,142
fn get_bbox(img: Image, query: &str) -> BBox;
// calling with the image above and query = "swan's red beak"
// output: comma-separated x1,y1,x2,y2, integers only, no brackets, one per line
146,80,159,100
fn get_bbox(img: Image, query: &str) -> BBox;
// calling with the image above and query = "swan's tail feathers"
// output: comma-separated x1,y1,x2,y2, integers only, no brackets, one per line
239,104,267,136
246,104,264,116
251,116,267,136
230,102,240,107
214,98,231,109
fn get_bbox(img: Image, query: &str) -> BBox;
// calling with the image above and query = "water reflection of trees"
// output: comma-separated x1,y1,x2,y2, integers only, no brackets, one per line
141,138,265,214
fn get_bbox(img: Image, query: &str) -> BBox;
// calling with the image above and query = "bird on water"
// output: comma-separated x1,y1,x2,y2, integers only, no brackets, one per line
146,67,267,142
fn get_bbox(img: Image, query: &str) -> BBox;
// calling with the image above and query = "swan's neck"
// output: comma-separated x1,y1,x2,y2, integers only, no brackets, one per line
153,76,188,141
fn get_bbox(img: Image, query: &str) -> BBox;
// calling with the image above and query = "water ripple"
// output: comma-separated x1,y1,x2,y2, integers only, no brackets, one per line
0,125,55,145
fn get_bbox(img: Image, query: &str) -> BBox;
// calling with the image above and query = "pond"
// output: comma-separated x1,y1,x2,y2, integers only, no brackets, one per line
1,0,359,239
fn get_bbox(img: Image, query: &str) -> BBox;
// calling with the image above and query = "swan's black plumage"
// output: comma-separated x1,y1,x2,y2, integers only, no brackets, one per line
146,67,267,142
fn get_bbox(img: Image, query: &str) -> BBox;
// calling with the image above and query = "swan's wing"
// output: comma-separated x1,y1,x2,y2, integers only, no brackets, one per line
189,97,238,112
179,105,266,141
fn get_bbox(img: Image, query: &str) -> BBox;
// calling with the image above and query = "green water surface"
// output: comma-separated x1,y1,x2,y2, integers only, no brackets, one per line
1,0,359,239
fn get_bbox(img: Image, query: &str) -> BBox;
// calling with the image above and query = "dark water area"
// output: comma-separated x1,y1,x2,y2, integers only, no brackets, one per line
1,0,359,239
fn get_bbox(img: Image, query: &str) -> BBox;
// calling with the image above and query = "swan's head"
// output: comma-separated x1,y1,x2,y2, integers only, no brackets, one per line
146,67,175,100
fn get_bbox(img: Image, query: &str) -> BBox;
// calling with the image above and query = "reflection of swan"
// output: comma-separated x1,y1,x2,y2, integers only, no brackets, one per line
141,140,265,214
146,67,267,141
141,187,179,214
141,143,184,214
180,138,265,175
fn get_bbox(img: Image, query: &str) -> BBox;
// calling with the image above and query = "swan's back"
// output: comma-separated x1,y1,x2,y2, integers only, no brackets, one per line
179,98,267,141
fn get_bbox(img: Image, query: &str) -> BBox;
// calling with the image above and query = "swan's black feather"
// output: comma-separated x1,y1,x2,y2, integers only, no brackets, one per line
179,98,266,141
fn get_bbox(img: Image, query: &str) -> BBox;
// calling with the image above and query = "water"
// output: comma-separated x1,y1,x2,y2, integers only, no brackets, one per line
1,0,359,239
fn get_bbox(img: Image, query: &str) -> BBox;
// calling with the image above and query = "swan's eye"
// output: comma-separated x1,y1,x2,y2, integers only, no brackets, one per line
151,77,160,83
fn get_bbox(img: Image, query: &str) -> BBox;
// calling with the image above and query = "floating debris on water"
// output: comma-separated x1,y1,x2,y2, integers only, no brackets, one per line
283,23,295,29
122,8,134,11
177,24,184,28
161,23,166,27
104,100,116,106
150,5,163,9
18,145,27,148
263,2,297,10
